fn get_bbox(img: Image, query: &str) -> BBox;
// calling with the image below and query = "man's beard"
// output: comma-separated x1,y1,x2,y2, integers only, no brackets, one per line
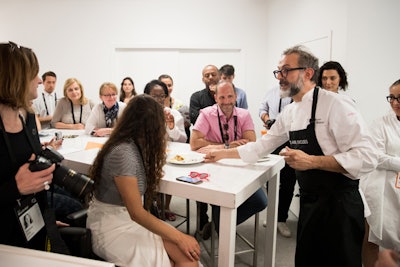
288,75,304,97
280,89,290,98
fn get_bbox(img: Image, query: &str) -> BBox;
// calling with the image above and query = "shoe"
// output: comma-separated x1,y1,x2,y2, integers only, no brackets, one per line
199,222,212,240
277,222,291,238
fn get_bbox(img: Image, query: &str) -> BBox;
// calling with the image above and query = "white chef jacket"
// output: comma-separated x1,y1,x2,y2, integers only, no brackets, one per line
238,87,378,180
361,109,400,250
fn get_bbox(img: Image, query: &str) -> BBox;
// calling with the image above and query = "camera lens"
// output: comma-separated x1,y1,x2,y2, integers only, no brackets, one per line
53,166,94,198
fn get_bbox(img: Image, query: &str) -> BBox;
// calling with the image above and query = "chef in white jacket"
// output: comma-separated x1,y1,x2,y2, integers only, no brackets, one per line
361,79,400,267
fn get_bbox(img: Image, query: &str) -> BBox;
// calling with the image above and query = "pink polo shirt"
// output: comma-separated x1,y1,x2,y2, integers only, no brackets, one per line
193,104,255,143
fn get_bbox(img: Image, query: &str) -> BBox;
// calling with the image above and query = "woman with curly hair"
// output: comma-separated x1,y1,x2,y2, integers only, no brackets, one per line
86,94,200,267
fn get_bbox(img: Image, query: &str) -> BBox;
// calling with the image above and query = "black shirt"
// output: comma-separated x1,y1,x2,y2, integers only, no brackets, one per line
189,88,216,124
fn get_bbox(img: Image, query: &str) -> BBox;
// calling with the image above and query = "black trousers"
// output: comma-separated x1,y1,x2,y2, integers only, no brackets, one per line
268,142,296,222
277,163,296,222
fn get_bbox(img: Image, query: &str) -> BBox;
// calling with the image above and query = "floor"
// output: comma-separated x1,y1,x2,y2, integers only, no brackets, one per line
166,193,298,267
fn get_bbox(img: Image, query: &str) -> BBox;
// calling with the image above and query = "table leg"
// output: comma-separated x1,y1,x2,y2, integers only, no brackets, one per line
218,207,237,267
264,172,280,267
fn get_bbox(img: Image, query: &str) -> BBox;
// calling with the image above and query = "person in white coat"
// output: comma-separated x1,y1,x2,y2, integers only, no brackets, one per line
361,79,400,267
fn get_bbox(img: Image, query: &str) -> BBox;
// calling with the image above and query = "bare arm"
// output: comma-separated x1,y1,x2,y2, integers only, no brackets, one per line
38,115,52,123
190,129,224,151
53,122,85,130
204,147,241,162
279,146,346,173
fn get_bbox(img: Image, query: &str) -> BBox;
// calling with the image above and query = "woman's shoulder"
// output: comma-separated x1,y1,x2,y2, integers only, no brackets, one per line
57,97,70,105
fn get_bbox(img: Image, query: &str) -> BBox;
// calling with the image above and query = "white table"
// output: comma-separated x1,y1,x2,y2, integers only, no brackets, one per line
0,244,114,267
48,131,284,267
160,143,284,267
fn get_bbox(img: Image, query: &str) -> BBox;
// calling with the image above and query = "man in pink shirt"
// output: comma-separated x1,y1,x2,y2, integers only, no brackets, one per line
190,80,267,240
190,80,255,153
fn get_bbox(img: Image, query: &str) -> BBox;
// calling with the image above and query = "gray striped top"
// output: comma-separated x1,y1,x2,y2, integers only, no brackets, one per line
94,140,146,206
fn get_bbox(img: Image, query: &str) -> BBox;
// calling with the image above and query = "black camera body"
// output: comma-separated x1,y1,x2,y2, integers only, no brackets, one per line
265,119,276,130
29,147,93,198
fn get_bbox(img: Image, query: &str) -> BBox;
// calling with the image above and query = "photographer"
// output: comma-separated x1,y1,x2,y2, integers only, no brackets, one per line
0,42,66,252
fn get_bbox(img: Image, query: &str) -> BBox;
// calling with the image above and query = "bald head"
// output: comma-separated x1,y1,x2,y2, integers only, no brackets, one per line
202,65,220,88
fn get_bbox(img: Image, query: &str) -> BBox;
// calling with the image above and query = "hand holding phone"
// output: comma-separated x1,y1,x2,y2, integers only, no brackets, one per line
176,176,203,184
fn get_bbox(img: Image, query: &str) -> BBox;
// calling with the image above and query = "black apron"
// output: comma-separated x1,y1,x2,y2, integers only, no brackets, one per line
289,88,364,267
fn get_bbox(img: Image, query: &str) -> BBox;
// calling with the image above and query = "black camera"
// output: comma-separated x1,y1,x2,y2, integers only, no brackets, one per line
265,119,276,130
29,147,94,198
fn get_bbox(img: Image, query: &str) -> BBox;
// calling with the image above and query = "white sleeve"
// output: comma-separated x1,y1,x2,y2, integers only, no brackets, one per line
166,109,187,143
327,96,378,179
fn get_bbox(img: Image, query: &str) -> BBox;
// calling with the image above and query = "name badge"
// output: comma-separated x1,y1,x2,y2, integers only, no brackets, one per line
14,197,45,242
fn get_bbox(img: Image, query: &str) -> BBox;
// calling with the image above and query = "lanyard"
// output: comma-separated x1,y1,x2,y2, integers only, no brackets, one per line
42,93,57,116
217,108,237,143
69,100,83,124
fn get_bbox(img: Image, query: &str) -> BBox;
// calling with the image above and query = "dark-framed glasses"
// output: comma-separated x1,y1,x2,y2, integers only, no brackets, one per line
150,94,166,100
386,95,400,103
102,93,117,98
273,67,306,79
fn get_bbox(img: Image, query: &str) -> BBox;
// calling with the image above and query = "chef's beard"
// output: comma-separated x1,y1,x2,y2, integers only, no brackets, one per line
288,75,304,97
280,89,290,98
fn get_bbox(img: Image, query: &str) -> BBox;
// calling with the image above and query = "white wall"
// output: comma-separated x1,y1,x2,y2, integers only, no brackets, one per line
1,0,399,137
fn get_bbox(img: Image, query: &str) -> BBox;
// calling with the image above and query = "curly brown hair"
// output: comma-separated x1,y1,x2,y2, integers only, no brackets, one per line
89,94,167,209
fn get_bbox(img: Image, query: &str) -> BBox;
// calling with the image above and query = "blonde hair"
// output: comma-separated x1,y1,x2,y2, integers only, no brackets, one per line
63,78,88,105
99,82,118,95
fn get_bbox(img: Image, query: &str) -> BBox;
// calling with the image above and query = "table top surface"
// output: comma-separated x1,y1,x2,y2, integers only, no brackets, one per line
0,244,114,267
42,129,284,208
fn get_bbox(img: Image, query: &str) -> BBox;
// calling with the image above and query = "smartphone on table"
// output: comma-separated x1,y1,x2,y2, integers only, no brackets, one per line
176,176,203,184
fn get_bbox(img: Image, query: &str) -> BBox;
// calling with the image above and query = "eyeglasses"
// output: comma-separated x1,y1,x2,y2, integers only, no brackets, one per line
188,171,209,180
150,94,166,100
273,67,306,79
386,95,400,103
102,94,117,98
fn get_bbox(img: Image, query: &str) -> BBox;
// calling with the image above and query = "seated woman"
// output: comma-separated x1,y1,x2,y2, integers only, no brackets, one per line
144,79,187,143
144,79,187,221
86,95,201,267
85,82,126,137
51,78,95,129
159,74,191,142
120,77,137,104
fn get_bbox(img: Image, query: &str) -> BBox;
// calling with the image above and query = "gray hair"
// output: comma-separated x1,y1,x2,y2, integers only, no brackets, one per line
283,45,319,83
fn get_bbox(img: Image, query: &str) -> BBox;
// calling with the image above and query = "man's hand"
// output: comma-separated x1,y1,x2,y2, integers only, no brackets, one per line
279,146,314,171
229,139,249,148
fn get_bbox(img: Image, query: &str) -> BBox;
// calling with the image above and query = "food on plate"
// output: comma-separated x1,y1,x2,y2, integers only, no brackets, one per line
173,155,185,161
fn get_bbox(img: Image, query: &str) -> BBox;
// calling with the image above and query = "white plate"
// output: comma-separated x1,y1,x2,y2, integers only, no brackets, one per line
167,153,204,165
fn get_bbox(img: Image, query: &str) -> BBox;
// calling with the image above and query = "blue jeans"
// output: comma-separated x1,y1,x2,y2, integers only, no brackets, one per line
47,185,84,222
211,187,267,232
